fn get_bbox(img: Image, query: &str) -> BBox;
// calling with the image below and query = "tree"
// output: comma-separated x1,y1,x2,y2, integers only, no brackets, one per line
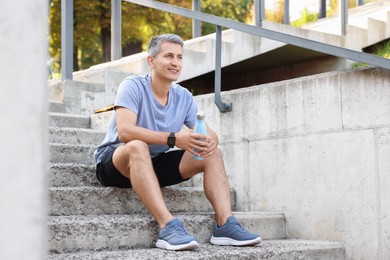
48,0,254,76
291,7,318,27
265,0,284,23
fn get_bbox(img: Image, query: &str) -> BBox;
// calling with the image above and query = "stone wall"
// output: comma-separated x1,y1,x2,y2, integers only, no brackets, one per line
194,66,390,260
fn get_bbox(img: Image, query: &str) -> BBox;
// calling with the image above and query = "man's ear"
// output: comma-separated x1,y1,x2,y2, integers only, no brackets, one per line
147,55,154,68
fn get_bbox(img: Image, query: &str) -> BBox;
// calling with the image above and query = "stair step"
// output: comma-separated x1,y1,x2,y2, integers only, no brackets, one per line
48,212,286,253
49,186,233,216
49,100,66,113
49,112,90,128
47,240,344,260
50,163,99,187
49,143,96,164
49,163,194,188
49,127,105,145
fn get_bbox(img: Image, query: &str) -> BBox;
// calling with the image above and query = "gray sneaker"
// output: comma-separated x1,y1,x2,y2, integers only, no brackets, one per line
210,216,261,246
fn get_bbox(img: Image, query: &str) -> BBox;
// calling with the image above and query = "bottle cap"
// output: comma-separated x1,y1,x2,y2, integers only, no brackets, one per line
196,111,205,120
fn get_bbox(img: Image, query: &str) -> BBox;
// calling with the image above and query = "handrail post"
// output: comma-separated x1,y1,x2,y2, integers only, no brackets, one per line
254,0,265,26
192,0,201,38
340,0,348,35
61,0,73,80
111,0,122,60
319,0,326,19
215,26,232,113
284,0,290,25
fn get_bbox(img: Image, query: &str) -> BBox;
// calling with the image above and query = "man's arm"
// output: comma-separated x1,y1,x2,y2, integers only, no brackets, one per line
116,106,170,145
116,106,219,158
175,123,219,158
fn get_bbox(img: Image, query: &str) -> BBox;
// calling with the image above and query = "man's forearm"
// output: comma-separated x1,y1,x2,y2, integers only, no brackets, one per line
118,125,171,146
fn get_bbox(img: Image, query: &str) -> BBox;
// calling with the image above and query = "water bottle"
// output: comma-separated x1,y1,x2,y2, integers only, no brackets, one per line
192,111,207,160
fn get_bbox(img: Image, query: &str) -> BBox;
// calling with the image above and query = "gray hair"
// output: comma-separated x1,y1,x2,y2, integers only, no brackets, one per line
147,34,184,57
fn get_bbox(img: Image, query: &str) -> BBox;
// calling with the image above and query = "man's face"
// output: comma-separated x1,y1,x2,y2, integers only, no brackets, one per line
149,42,183,82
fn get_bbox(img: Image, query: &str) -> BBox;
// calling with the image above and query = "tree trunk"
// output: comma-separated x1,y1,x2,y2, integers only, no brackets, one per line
73,44,79,71
101,27,111,62
122,41,142,57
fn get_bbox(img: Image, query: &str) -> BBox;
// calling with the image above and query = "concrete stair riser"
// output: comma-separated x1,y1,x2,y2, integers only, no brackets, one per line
49,127,105,145
367,17,387,45
49,144,96,164
73,68,131,87
49,186,234,216
49,113,91,129
49,163,99,187
48,79,105,102
49,79,118,116
49,101,66,113
47,241,345,260
49,163,195,188
48,212,286,253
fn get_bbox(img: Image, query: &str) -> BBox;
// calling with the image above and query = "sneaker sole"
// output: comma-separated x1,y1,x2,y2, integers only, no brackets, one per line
210,236,262,246
155,239,199,251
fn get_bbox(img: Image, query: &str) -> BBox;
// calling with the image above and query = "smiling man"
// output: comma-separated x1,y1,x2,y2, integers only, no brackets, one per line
94,34,261,251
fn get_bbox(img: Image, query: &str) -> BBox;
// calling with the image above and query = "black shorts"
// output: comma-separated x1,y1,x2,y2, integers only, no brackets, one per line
96,149,189,188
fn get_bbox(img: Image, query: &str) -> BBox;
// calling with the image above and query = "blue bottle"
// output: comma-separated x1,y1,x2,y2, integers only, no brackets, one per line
192,112,207,160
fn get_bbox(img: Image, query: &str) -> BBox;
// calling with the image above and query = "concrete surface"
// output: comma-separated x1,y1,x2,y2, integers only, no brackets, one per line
192,66,390,260
48,240,344,260
48,212,286,253
0,1,48,260
88,66,389,259
48,186,231,215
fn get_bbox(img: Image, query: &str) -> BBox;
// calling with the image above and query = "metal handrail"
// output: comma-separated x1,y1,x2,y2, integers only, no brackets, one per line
60,0,389,112
124,0,390,112
61,0,73,81
215,26,232,112
125,0,390,70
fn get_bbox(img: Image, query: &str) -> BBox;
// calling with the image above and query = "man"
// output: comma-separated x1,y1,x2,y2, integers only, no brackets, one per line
94,34,261,251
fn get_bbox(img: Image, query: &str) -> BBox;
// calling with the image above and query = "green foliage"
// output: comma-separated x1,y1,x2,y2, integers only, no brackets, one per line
291,8,318,27
48,0,384,77
48,0,255,76
376,40,390,58
352,39,390,68
265,0,284,23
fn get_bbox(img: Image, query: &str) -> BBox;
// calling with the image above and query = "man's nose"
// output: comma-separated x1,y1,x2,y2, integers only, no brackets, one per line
171,57,181,66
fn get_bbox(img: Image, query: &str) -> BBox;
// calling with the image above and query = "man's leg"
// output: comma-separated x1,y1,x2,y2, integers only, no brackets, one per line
179,147,261,246
112,140,199,251
112,140,173,228
179,147,232,226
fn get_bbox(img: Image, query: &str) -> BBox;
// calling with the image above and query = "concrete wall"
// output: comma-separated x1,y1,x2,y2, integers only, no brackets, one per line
0,1,48,259
194,67,390,260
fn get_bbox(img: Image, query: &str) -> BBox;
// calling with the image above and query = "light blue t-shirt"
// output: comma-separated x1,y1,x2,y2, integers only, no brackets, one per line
94,74,198,164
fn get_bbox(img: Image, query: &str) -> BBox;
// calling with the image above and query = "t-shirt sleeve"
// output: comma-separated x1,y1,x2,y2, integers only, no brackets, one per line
114,78,141,115
184,92,198,129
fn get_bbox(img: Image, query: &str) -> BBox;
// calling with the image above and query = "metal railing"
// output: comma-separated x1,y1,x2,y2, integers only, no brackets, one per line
61,0,390,112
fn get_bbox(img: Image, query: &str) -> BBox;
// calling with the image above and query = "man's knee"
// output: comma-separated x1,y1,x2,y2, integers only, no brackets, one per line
210,147,223,159
124,140,150,158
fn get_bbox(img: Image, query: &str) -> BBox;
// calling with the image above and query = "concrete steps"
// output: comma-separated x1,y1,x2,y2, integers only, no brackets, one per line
47,85,344,258
303,1,390,48
49,112,91,128
48,212,286,254
49,163,99,187
47,240,345,260
49,143,96,164
49,186,234,216
49,127,105,145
